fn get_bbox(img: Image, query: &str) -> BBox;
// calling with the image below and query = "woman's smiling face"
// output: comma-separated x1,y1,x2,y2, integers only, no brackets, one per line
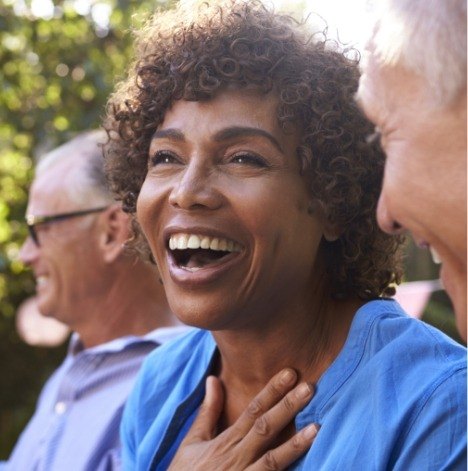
137,89,326,330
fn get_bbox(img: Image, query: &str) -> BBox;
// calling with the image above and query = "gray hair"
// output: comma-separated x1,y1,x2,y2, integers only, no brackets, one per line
369,0,466,106
36,130,115,206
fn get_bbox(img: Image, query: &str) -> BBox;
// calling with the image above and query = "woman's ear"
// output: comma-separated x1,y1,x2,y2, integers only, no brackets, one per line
323,225,342,242
322,212,342,242
307,200,342,242
99,205,131,263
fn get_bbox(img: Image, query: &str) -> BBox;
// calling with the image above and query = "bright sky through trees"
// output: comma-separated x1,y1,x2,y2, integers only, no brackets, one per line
273,0,373,51
12,0,374,51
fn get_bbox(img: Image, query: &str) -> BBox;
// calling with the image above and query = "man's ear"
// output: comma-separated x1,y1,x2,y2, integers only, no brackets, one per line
99,205,131,263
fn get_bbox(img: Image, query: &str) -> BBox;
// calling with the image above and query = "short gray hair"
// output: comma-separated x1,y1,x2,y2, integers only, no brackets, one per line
369,0,466,106
36,130,115,206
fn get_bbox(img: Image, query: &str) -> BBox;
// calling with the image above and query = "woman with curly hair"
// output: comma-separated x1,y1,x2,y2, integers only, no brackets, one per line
104,1,466,469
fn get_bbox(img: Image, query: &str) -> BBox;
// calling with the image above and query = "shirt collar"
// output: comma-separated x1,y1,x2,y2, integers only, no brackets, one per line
68,325,192,357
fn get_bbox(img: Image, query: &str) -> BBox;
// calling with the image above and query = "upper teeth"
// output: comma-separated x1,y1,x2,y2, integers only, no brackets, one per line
36,276,48,287
169,233,242,252
429,246,442,264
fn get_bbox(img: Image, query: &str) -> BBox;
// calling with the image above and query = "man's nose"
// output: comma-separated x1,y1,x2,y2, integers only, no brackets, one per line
168,162,224,211
376,192,405,235
19,236,39,266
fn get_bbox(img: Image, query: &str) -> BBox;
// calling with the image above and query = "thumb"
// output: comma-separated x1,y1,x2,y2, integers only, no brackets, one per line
184,376,225,443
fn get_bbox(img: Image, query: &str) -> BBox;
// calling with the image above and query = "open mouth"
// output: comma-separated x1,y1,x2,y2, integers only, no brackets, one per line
168,233,242,272
35,275,49,288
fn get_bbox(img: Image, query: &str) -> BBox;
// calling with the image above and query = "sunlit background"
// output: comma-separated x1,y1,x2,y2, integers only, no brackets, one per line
8,0,374,47
274,0,373,50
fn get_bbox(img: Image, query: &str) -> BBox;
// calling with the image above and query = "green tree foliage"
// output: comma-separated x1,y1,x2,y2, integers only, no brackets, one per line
0,0,173,457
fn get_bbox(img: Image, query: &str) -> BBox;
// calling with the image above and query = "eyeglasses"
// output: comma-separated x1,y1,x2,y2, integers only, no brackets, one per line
25,206,108,247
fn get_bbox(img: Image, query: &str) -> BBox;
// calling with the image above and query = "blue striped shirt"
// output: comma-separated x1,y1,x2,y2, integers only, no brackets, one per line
3,326,190,471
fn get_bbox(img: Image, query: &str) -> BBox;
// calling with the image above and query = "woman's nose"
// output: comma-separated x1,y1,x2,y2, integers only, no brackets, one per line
376,192,405,235
168,163,224,211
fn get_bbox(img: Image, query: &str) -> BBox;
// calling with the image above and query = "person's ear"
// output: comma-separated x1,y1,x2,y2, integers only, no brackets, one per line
323,224,341,242
307,200,342,242
99,205,131,263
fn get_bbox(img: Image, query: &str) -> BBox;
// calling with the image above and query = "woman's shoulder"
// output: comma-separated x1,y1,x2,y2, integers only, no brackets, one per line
306,299,466,469
347,299,466,402
318,299,465,407
360,299,465,364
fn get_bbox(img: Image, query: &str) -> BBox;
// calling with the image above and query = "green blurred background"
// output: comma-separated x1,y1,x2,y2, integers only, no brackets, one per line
0,0,462,459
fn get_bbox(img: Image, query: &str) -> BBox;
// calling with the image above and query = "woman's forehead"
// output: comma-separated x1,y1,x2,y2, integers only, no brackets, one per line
157,89,294,138
151,93,302,156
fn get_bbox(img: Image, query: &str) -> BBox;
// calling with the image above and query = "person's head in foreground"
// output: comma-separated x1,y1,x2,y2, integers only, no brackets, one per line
356,0,467,340
104,1,467,469
19,130,174,347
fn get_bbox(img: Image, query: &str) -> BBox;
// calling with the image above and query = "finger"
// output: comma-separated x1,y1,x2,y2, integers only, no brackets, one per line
233,368,298,436
249,423,319,471
244,382,314,450
183,376,225,443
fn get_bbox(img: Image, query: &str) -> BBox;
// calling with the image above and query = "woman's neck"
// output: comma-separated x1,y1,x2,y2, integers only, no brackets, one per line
213,295,362,428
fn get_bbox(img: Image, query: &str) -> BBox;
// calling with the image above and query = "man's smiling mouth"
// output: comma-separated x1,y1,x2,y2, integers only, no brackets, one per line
429,246,442,264
168,233,242,272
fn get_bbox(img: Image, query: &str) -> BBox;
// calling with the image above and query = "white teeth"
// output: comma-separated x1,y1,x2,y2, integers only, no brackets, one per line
187,234,201,249
36,276,48,287
430,246,442,264
177,234,188,250
168,233,241,253
210,238,220,250
200,237,210,249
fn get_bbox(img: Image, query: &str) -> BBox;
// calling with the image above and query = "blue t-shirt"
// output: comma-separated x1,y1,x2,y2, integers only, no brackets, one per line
121,300,467,470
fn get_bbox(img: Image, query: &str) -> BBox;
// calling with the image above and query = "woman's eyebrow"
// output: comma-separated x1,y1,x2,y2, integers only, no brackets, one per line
214,126,284,153
151,129,185,142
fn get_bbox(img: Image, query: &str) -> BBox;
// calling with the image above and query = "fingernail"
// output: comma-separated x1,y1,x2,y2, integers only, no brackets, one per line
296,382,313,399
279,369,295,385
302,423,318,440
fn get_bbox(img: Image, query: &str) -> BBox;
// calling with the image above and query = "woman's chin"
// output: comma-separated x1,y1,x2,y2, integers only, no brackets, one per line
168,297,234,331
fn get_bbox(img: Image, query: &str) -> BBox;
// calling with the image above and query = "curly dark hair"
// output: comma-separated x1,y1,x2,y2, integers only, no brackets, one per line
103,0,403,299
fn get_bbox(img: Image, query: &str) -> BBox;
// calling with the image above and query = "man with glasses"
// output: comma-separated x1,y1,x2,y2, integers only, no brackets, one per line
3,130,186,470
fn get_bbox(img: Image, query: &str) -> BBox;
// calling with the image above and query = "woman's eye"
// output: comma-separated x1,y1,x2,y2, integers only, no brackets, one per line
230,153,267,167
150,151,180,166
